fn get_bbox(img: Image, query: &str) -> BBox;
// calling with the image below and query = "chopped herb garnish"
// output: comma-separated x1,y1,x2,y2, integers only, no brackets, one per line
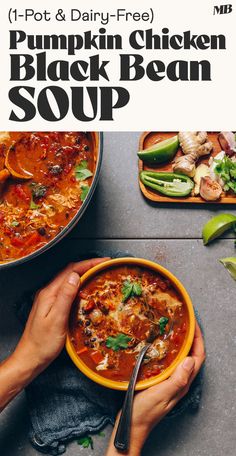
121,279,142,302
158,317,169,335
30,182,47,199
75,160,93,181
214,156,236,194
30,199,40,210
106,333,131,351
80,185,90,202
11,221,19,227
77,435,94,449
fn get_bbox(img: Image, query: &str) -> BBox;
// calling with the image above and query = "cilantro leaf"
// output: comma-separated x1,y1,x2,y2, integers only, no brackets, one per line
80,185,90,202
132,282,142,296
30,199,40,210
75,161,93,181
77,435,94,449
79,160,88,168
158,317,169,335
76,168,93,180
11,221,19,227
106,333,131,351
121,279,142,302
121,280,133,301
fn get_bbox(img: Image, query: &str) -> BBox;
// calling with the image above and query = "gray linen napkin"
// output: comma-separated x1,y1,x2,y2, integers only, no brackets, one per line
16,251,204,455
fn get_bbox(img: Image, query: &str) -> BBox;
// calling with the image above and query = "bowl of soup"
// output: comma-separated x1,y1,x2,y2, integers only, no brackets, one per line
66,258,195,391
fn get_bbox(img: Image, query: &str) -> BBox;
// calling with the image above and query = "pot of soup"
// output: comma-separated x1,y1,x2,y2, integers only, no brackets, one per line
0,131,102,268
66,257,195,391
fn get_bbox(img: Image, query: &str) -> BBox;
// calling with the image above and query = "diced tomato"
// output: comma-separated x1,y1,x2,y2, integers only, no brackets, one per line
90,351,104,365
14,184,30,202
24,232,41,247
11,236,24,248
77,347,88,356
4,226,13,236
62,146,74,156
84,300,95,313
70,176,76,183
64,163,72,174
78,290,89,299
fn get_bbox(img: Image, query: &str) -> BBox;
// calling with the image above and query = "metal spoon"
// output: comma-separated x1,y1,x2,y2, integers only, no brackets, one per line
114,343,151,452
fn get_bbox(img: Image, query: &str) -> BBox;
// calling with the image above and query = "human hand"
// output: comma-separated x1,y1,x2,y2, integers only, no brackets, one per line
106,321,205,456
12,258,109,378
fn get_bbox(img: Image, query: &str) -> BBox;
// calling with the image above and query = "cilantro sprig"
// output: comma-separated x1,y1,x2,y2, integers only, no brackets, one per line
214,156,236,193
121,279,142,302
75,160,93,181
106,333,131,351
77,435,94,449
77,431,105,450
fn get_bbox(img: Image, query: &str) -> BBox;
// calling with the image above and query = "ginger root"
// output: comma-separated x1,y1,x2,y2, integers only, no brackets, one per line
173,151,198,177
173,132,213,177
178,131,213,156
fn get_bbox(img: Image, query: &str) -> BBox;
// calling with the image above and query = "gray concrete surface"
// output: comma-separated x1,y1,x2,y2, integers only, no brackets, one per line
0,133,236,456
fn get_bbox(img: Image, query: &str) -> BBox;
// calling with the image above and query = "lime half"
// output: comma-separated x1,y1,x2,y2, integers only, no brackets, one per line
202,213,236,245
219,257,236,281
138,135,179,165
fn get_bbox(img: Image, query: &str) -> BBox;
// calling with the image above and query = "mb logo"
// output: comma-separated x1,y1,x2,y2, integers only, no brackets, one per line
213,4,233,14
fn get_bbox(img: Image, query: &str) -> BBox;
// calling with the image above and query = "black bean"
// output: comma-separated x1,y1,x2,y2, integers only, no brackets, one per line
84,328,92,336
84,340,90,346
49,164,63,175
91,337,97,342
37,227,46,236
84,145,89,151
85,320,90,326
100,305,109,315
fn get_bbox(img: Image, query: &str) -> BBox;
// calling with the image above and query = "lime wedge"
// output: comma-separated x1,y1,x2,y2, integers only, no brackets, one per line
202,213,236,245
219,257,236,281
138,135,179,164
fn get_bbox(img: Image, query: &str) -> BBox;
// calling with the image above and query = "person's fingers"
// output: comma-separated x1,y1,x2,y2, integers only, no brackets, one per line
74,257,111,275
190,321,205,359
168,322,205,406
163,356,195,400
49,272,80,327
189,320,206,383
43,257,110,295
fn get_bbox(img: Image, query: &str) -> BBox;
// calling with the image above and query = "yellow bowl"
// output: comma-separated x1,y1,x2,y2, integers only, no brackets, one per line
66,257,195,391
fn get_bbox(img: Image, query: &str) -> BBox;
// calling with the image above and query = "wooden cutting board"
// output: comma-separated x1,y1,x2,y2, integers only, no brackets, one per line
138,132,236,204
